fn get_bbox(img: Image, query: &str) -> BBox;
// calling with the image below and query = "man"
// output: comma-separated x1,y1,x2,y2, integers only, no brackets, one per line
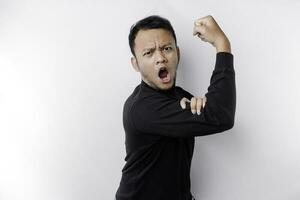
115,15,236,200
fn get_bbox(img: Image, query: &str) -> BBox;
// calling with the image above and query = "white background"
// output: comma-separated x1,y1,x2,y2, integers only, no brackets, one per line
1,0,300,200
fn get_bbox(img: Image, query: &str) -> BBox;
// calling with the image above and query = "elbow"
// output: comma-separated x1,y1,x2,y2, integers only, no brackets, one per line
219,113,235,131
226,120,234,130
218,120,234,133
221,107,236,131
223,115,235,131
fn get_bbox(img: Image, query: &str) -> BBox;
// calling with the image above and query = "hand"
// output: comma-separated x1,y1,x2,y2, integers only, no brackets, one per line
180,96,207,115
193,15,231,52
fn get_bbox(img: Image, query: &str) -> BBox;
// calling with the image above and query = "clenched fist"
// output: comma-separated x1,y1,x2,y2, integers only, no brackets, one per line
193,15,231,53
180,96,207,115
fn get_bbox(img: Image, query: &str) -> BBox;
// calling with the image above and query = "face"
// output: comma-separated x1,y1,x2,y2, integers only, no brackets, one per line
131,28,180,90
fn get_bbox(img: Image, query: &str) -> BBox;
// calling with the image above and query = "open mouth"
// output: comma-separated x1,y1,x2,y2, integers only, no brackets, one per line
158,67,171,83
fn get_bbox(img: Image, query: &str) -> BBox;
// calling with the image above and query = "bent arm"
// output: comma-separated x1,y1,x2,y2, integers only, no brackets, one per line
131,52,236,138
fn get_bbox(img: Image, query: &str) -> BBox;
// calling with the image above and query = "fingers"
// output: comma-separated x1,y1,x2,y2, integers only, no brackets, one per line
196,97,203,115
193,16,209,36
190,97,197,114
198,34,207,42
194,15,213,27
194,16,209,26
189,97,206,115
203,96,207,108
180,97,190,109
193,21,208,42
193,23,206,36
193,15,221,45
194,97,206,115
180,96,207,115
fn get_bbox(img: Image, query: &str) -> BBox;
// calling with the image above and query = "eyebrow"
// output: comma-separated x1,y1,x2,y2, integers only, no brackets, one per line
142,42,173,52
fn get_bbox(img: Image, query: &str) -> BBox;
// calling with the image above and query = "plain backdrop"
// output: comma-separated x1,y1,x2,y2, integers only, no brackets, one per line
1,0,300,200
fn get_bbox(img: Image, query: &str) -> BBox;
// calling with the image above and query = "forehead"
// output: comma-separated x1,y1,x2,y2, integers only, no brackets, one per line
134,28,175,50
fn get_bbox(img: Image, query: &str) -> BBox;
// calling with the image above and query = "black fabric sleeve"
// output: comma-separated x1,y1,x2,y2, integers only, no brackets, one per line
131,52,236,138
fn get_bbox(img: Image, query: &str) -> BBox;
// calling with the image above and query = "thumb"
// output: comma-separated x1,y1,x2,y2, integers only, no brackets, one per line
180,97,191,109
193,24,206,36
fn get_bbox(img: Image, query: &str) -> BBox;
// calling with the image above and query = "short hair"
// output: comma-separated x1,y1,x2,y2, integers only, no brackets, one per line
128,15,177,57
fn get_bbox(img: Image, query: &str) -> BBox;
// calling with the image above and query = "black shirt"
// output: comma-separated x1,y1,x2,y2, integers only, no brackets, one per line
115,52,236,200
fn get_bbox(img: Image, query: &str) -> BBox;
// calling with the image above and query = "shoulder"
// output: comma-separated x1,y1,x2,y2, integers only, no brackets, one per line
123,84,158,118
175,85,194,99
123,85,141,117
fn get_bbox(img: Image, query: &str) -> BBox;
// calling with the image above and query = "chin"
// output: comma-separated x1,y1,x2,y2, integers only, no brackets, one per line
158,78,175,90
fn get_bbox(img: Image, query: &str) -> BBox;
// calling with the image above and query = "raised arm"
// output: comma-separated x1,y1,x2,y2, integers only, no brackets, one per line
130,16,236,138
130,52,236,138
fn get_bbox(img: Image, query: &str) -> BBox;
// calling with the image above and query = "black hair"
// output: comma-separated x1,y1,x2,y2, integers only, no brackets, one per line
128,15,177,57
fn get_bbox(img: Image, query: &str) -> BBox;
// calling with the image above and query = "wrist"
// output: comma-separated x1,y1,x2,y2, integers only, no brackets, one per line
215,37,231,53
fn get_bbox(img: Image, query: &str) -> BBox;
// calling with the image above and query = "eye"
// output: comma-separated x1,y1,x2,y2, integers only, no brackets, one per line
164,46,172,51
144,51,151,56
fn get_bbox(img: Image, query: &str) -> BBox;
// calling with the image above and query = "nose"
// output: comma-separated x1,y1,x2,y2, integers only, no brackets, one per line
155,51,167,65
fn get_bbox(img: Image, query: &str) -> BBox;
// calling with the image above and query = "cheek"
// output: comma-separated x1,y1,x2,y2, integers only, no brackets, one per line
139,62,156,77
168,52,178,61
142,59,156,71
168,54,179,67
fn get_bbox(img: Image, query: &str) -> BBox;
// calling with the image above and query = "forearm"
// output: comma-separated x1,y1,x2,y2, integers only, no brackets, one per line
207,52,236,127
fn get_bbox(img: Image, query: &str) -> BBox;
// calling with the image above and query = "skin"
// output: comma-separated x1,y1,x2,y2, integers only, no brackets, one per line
131,15,231,115
131,28,179,91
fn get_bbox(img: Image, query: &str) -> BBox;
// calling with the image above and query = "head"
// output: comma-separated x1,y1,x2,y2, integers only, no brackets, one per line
129,15,180,90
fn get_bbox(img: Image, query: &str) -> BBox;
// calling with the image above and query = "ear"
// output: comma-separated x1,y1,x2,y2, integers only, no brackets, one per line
176,46,180,63
131,56,140,72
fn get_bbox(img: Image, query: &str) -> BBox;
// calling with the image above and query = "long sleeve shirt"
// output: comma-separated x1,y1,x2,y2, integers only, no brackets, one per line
115,52,236,200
